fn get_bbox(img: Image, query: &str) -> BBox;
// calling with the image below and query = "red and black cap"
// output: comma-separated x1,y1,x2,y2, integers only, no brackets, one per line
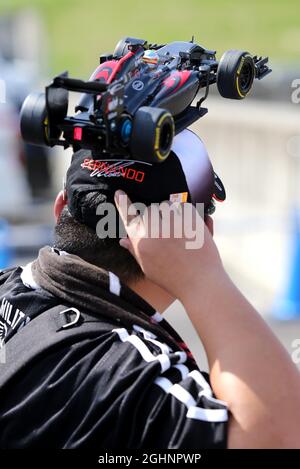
66,129,226,229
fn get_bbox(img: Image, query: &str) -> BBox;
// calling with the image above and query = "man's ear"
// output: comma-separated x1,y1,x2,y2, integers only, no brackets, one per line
54,190,67,221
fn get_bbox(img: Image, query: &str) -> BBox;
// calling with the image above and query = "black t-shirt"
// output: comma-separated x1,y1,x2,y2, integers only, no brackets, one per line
0,266,228,449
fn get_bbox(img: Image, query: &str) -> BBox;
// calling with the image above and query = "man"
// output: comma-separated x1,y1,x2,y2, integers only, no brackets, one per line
0,130,299,449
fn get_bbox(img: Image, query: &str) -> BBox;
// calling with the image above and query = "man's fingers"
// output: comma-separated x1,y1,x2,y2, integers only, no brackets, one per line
115,190,134,226
114,190,144,241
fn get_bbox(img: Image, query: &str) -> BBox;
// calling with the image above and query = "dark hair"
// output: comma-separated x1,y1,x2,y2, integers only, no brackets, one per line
53,191,143,283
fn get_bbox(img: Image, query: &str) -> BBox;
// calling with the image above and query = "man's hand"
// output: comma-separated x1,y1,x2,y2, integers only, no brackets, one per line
114,190,222,303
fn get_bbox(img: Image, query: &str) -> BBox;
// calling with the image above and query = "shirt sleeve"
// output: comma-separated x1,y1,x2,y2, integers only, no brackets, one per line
116,364,228,449
107,326,229,449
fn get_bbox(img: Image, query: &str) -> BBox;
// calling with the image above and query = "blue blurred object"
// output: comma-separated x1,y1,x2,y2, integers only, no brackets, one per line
272,209,300,320
0,219,12,269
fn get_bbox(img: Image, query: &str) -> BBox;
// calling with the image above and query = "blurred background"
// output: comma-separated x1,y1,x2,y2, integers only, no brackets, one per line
0,0,299,369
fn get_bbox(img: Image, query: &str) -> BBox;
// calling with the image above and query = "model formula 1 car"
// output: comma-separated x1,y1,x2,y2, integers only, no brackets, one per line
20,37,271,163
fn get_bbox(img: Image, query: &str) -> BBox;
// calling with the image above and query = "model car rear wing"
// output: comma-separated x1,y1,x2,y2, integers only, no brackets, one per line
52,73,109,94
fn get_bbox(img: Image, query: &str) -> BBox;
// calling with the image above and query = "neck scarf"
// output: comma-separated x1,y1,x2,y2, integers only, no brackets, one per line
31,246,195,360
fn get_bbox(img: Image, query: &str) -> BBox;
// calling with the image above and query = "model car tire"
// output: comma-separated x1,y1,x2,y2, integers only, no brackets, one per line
217,50,255,100
130,107,174,163
20,92,50,146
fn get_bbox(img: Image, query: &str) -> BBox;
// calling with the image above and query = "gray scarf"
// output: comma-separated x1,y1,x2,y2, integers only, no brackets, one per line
31,246,183,351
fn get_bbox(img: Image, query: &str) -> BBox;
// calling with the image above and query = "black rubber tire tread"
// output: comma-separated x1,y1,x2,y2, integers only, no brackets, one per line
20,92,49,146
130,106,174,163
217,50,255,100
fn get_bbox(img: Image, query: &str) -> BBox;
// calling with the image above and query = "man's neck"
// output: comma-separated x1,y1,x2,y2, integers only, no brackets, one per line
128,277,175,313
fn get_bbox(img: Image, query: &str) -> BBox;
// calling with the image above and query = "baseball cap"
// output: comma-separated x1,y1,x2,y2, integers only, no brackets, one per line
66,129,226,229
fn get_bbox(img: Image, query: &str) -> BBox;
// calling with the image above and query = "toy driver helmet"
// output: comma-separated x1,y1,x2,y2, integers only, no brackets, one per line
142,50,160,67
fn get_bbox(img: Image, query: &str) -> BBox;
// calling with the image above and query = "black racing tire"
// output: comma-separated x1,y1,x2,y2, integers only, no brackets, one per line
130,107,174,163
217,50,255,100
20,92,49,146
113,37,145,58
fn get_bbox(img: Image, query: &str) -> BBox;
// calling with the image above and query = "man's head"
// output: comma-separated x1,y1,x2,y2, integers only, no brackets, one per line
53,190,143,283
53,129,224,287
